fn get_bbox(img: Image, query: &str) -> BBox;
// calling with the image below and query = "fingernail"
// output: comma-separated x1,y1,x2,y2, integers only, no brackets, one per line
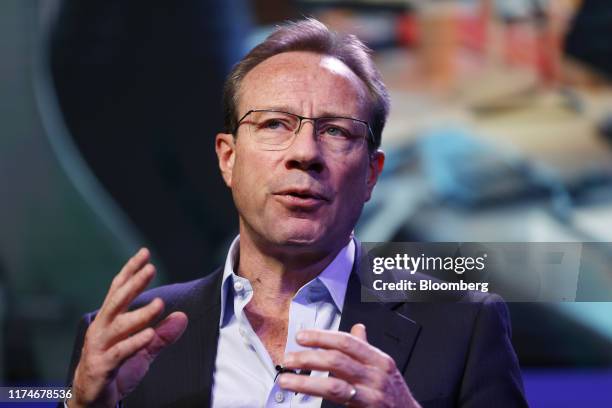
283,354,294,365
296,331,307,342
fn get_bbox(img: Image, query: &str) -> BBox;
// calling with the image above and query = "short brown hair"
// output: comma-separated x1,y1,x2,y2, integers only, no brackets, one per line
222,18,390,150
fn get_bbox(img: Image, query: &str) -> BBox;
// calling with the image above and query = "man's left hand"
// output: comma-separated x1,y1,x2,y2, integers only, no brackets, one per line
279,324,421,407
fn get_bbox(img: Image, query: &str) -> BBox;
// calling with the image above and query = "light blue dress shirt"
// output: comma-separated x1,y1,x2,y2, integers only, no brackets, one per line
211,235,355,408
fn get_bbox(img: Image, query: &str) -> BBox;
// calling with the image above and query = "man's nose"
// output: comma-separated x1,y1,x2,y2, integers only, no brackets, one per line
284,120,325,173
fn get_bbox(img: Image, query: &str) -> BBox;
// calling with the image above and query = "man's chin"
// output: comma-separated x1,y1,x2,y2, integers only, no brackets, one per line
253,215,341,252
271,227,328,248
278,233,323,247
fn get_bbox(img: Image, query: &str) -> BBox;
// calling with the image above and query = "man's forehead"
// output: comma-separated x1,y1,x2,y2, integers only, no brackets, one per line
238,51,368,116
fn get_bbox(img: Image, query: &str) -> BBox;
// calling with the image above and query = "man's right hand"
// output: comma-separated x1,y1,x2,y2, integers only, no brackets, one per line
68,248,189,408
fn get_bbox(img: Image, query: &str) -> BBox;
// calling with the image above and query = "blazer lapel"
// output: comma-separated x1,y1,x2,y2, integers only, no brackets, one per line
322,243,421,408
163,268,224,407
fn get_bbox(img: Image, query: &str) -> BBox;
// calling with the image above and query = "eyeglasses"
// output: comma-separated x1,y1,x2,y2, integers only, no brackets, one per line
233,109,374,154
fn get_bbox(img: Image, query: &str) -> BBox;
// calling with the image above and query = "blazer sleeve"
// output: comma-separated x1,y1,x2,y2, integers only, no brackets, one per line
458,294,529,407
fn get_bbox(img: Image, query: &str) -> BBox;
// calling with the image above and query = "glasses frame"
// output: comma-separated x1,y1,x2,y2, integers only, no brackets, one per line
233,109,375,150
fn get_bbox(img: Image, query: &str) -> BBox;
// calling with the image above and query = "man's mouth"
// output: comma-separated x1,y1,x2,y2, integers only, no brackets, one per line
273,188,330,209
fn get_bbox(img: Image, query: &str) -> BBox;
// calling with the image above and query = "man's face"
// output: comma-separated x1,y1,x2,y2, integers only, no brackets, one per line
216,51,384,255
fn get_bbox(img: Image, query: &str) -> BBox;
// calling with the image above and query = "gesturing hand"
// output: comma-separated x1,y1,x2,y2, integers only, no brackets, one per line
279,324,421,408
68,248,188,408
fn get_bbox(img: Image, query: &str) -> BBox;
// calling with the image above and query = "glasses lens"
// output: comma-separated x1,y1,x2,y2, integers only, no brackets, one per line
243,111,299,150
315,118,368,153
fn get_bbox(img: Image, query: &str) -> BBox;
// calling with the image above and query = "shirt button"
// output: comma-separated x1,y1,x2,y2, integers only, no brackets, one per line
234,281,244,293
274,391,285,403
239,327,247,337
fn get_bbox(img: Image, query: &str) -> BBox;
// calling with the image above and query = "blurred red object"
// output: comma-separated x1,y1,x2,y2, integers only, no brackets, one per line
397,13,418,47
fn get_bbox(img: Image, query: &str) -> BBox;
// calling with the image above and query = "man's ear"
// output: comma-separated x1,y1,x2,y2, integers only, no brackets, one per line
215,133,236,187
365,149,385,202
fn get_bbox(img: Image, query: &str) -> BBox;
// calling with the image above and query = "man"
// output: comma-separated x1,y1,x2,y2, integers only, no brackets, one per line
66,18,527,408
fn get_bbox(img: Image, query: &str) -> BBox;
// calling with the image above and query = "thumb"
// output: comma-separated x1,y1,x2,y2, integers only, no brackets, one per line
146,311,188,358
350,323,367,342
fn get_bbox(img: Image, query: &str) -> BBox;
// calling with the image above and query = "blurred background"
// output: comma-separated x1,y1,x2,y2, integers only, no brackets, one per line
1,0,611,405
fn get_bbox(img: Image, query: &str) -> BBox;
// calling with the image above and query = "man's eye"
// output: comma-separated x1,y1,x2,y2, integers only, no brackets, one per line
323,126,350,138
260,119,289,130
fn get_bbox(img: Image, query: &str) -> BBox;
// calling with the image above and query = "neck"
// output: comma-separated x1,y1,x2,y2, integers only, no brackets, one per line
235,227,350,308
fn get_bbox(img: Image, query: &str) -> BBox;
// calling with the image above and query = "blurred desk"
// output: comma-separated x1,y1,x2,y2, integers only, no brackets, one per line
377,48,612,179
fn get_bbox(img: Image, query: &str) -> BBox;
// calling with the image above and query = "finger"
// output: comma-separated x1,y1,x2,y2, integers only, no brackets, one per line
99,263,156,322
350,323,367,342
103,327,155,369
100,298,165,349
145,311,188,359
296,329,393,370
278,373,373,407
109,248,150,294
283,349,371,384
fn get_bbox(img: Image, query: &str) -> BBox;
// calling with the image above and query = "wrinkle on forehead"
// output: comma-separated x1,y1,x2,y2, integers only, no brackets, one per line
237,51,369,118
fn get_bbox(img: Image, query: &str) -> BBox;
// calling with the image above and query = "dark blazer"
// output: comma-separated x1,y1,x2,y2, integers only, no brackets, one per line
66,245,528,408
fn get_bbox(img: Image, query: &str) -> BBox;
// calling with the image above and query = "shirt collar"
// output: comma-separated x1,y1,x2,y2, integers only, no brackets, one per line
219,235,355,324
